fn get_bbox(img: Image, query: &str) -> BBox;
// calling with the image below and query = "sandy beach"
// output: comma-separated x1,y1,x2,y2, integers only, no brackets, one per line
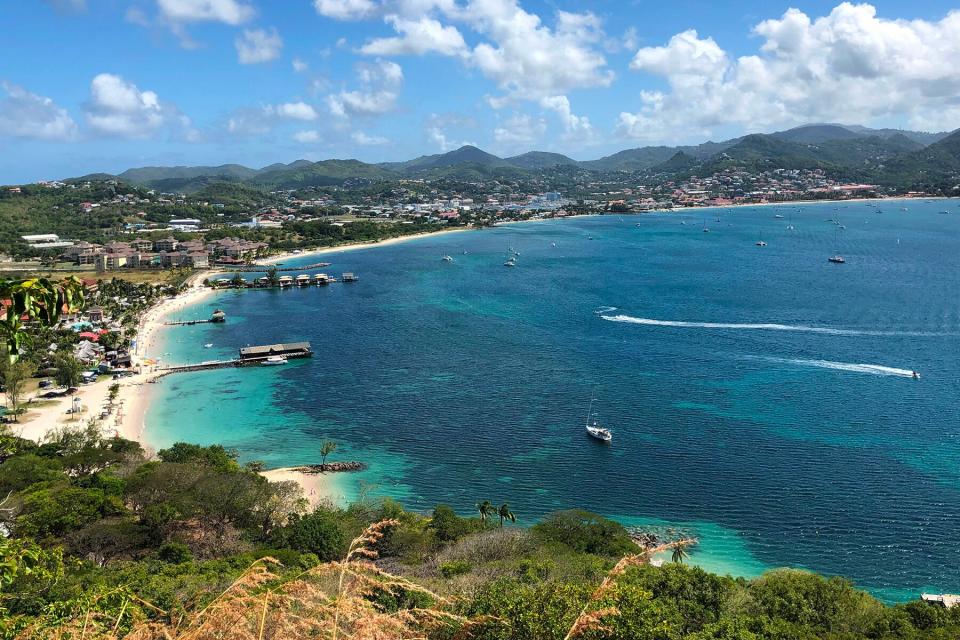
256,227,473,266
260,467,350,508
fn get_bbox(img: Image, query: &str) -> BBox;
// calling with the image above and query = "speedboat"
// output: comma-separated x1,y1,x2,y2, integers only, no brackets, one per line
756,240,767,247
262,355,288,366
828,255,845,264
442,255,454,262
774,214,784,219
504,258,516,267
203,343,213,348
912,371,921,380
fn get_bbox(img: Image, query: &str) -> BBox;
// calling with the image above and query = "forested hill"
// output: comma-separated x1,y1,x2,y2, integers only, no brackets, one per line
63,122,960,193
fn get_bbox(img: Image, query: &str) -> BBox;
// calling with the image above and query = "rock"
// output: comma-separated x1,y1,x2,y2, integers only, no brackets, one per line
294,461,365,474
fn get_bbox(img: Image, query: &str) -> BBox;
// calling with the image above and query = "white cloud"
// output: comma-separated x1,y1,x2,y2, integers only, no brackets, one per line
84,73,183,138
539,95,592,139
327,59,403,118
227,101,319,135
0,83,78,141
293,129,321,143
620,3,960,141
425,113,475,151
273,101,318,120
235,27,283,64
156,0,254,25
359,16,467,56
344,1,611,107
458,2,612,102
313,0,377,20
351,130,389,145
493,112,546,145
292,57,309,73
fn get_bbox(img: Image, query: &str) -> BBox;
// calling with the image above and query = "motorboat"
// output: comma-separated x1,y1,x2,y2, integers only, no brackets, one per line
442,255,454,262
262,355,288,366
828,255,845,264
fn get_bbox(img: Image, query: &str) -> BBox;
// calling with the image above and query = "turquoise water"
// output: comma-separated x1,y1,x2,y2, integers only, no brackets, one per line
147,201,960,600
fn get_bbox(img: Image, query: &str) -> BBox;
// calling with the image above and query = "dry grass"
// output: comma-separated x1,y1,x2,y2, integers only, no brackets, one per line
15,525,696,640
16,521,474,640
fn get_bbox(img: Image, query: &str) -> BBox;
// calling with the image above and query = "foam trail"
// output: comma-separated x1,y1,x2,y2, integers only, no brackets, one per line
594,306,619,315
764,357,917,378
600,314,938,337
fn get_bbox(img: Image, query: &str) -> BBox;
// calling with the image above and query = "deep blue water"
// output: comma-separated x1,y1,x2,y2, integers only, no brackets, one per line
148,200,960,600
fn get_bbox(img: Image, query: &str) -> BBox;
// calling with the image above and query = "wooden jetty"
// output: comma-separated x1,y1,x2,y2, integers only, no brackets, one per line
165,309,226,326
157,342,313,374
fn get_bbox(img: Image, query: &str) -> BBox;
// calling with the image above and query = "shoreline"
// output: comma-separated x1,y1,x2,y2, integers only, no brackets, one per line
255,227,473,267
13,196,952,505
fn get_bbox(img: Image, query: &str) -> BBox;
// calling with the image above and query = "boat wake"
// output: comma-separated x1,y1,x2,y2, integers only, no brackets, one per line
599,314,939,337
760,357,917,378
594,306,619,315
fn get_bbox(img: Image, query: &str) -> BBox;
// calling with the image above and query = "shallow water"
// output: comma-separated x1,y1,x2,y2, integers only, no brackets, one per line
148,200,960,600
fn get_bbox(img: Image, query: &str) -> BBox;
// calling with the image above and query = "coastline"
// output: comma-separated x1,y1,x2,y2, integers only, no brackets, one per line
260,467,350,508
255,226,473,266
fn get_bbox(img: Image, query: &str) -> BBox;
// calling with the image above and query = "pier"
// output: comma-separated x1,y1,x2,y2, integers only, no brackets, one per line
164,309,226,326
152,342,313,376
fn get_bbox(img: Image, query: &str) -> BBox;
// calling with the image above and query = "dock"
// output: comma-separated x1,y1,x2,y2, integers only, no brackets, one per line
156,342,313,374
164,309,226,326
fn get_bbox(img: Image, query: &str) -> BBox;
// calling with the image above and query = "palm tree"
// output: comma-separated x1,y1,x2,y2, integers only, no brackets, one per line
672,541,689,564
497,503,516,528
320,440,338,467
476,500,494,523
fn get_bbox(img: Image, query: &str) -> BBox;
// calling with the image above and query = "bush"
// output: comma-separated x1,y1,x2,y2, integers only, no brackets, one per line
158,542,193,564
429,504,485,543
439,560,472,578
273,507,346,561
532,510,638,557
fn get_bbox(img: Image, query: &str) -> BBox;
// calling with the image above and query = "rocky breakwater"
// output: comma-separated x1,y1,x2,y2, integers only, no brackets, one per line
293,461,366,474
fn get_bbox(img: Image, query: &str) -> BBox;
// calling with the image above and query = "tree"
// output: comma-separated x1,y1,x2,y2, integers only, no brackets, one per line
320,440,337,466
4,359,35,421
476,500,494,523
266,265,280,286
0,277,84,362
672,542,690,564
52,352,82,388
498,503,516,528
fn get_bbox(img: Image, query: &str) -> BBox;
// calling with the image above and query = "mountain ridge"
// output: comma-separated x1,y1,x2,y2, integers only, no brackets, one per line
70,123,958,192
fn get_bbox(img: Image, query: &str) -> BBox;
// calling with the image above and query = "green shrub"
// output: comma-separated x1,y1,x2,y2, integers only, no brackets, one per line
532,510,637,557
158,542,192,564
439,560,472,578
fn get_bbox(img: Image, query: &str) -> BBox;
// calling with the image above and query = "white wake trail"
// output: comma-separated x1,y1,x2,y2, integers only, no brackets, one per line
599,314,936,337
763,357,917,378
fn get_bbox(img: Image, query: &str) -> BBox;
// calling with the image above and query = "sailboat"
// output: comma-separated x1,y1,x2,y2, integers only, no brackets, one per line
828,224,845,263
755,231,767,247
702,219,710,233
584,393,612,442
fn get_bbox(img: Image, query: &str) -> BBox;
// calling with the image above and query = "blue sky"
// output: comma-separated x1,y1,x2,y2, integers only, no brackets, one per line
2,0,960,182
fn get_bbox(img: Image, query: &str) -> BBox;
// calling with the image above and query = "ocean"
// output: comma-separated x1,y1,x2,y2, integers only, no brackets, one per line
147,200,960,601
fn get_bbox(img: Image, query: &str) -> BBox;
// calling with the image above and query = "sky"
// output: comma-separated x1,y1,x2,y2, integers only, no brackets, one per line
2,0,960,182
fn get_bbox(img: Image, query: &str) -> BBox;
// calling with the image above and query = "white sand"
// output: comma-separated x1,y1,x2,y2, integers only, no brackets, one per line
256,227,473,265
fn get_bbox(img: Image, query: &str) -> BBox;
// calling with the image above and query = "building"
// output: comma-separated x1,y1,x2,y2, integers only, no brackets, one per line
239,342,313,362
22,234,75,250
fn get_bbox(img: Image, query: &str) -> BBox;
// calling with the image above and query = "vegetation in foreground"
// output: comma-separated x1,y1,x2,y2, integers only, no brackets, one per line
1,430,959,639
